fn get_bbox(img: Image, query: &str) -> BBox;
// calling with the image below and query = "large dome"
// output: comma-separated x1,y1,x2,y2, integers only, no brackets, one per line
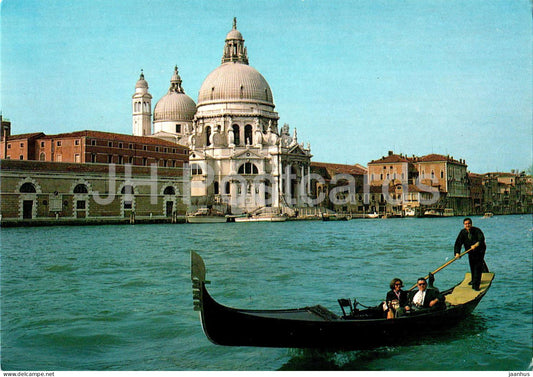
154,66,197,122
197,62,274,107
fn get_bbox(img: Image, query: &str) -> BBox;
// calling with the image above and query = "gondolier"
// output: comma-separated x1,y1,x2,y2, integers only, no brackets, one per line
454,218,488,291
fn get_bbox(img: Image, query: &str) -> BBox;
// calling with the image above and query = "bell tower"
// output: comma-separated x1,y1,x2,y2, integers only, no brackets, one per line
132,70,152,136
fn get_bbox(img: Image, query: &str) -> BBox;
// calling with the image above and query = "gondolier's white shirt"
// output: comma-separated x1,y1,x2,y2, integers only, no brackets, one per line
412,290,426,307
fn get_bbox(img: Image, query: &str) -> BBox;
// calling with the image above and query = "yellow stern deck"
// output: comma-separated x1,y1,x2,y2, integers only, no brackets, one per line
445,272,495,306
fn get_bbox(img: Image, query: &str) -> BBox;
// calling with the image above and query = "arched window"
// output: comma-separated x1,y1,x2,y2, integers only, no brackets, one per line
238,162,258,175
20,182,36,193
73,184,89,194
121,185,134,195
232,124,240,145
214,181,219,195
205,126,211,146
225,182,231,194
39,152,45,161
163,186,175,195
190,163,202,175
244,125,252,145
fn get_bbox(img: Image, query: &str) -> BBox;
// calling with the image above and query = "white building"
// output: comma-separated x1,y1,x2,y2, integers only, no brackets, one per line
132,19,312,214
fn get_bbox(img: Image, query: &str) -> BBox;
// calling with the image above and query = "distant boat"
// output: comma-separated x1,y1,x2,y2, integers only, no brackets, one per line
443,208,455,217
423,209,443,217
322,213,350,221
234,213,287,222
186,208,228,223
366,212,379,219
404,208,416,217
483,212,494,218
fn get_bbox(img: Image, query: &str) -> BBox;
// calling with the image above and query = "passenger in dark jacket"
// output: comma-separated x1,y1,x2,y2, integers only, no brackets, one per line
408,277,444,309
384,278,410,318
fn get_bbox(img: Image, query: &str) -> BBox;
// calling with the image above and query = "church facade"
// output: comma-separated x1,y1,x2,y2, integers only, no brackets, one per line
132,19,312,214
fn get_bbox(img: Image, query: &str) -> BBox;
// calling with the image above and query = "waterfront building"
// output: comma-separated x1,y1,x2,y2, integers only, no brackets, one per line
0,159,188,224
482,171,533,214
135,19,312,214
0,129,188,168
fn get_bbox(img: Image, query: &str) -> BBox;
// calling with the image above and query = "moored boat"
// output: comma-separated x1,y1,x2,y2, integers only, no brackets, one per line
186,208,228,223
191,252,494,349
483,212,494,218
234,213,287,222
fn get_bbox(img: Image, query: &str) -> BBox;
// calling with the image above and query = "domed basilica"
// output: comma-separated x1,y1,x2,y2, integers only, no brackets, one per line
132,19,312,214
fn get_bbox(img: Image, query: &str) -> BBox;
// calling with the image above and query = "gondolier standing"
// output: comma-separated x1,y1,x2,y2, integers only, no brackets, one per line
454,218,488,291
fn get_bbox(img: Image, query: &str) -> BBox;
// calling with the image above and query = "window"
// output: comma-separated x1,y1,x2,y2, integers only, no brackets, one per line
19,155,24,160
20,182,36,193
163,186,175,195
39,152,45,161
238,162,258,175
129,143,134,149
73,184,89,194
142,158,147,166
7,143,10,149
205,126,211,146
57,141,62,146
441,171,444,179
129,156,134,164
225,182,231,194
176,124,181,133
244,125,252,145
75,139,80,146
118,156,124,164
118,142,123,148
56,155,62,162
91,154,97,163
155,147,159,152
75,154,81,163
91,139,96,146
232,124,240,145
214,181,219,195
164,148,167,153
20,143,24,147
108,155,113,163
121,185,134,195
76,200,86,209
108,141,113,147
143,145,147,151
191,163,202,175
40,141,45,147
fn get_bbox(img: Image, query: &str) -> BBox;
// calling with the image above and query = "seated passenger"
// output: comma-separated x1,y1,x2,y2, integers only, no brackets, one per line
408,277,444,310
383,278,410,318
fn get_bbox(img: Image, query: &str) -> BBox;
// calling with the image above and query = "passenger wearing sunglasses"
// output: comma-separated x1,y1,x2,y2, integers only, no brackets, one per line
408,277,443,310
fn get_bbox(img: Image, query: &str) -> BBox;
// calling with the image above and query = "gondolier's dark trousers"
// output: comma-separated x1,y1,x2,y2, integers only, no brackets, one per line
468,250,487,290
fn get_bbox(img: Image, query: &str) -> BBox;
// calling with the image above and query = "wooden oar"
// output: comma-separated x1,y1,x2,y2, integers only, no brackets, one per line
407,247,474,291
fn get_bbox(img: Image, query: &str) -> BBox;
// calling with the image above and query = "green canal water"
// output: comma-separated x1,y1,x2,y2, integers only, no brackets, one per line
1,215,531,370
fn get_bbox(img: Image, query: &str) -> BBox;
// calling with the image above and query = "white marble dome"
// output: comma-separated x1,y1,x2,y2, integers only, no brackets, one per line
154,67,196,122
197,62,274,107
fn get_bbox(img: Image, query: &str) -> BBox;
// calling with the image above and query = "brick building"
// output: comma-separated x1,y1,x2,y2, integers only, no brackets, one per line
0,128,188,168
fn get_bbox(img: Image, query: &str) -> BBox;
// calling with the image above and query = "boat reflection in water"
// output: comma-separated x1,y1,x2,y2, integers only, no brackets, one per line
191,252,494,350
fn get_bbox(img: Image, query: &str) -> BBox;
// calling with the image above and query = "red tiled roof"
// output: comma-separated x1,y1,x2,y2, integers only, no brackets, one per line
311,161,367,175
6,132,45,141
368,154,412,164
416,154,465,165
40,130,187,148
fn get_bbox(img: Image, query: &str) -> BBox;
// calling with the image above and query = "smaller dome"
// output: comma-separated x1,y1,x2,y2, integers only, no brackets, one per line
154,66,196,122
154,92,196,122
135,71,148,89
226,29,243,40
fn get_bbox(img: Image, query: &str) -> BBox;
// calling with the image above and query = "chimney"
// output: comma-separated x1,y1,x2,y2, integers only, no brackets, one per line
388,150,393,156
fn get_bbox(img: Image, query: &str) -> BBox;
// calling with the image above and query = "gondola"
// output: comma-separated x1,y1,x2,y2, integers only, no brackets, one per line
191,251,494,349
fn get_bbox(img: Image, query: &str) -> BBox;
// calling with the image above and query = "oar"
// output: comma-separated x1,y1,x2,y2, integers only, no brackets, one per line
407,247,474,291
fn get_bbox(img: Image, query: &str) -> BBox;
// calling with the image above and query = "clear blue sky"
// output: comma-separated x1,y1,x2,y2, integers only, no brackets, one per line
1,0,531,173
